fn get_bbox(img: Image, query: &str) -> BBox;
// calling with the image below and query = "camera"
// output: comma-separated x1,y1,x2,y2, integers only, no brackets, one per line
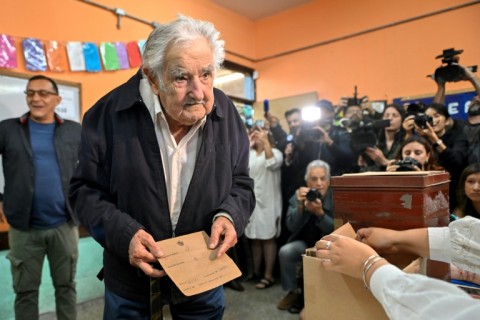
414,113,434,129
433,48,477,83
394,157,421,171
306,188,322,202
345,119,390,152
299,121,323,141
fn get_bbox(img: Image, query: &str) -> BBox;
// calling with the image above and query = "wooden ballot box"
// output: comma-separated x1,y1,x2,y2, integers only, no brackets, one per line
331,171,450,230
330,171,451,279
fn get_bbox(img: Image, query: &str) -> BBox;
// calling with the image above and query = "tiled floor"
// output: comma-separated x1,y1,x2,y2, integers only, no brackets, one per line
40,279,299,320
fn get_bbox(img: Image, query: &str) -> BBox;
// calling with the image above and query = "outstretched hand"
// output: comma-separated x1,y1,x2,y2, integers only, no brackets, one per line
209,216,238,258
128,229,166,278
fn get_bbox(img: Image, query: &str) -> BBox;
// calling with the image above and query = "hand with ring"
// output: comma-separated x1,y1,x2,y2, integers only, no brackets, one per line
315,234,381,280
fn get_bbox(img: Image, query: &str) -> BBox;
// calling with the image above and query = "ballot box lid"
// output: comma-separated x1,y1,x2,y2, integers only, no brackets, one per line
331,171,450,189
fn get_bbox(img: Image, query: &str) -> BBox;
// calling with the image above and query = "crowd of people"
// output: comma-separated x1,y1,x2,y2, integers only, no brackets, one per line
0,14,479,320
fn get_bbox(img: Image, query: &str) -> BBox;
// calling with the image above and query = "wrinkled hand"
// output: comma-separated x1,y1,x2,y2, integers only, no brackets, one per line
315,234,378,279
128,229,166,278
305,198,324,217
209,216,238,258
356,227,401,254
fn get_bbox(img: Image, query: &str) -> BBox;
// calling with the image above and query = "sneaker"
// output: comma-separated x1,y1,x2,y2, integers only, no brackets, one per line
277,289,301,310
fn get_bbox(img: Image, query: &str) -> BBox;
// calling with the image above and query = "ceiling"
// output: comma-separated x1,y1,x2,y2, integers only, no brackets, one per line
211,0,313,20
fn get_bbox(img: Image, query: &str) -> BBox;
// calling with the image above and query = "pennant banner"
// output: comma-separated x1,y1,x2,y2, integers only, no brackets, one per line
66,41,86,71
45,40,68,72
83,42,102,72
0,36,146,72
126,41,142,68
0,34,17,69
100,42,120,71
22,38,47,71
115,42,129,70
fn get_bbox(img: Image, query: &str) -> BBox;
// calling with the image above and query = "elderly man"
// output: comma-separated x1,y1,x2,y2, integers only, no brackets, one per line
277,160,334,313
69,16,255,319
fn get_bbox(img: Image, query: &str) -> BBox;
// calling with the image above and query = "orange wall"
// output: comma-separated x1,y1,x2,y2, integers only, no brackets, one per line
254,0,480,104
1,0,256,115
1,0,479,116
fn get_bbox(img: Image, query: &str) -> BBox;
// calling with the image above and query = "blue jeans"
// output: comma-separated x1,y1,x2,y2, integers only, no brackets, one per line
104,286,225,320
278,240,306,292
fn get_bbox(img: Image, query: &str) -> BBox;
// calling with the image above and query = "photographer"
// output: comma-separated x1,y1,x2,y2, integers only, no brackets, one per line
283,100,355,193
360,104,406,171
406,103,468,210
277,160,334,313
385,136,443,172
433,62,480,165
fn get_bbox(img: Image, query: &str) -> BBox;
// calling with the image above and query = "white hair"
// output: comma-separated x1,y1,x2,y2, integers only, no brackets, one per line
142,15,225,91
305,160,331,181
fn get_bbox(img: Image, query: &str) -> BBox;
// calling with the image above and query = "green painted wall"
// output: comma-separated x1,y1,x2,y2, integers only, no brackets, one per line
0,236,104,320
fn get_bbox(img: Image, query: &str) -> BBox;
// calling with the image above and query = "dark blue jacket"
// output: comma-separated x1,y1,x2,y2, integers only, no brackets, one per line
0,113,81,230
69,71,255,302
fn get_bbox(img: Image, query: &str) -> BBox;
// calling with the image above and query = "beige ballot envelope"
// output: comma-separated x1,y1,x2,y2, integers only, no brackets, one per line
156,231,242,296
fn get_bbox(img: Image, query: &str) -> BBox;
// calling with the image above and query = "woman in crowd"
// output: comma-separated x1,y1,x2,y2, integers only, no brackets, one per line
454,163,480,219
361,104,406,171
403,103,468,210
315,216,480,320
245,125,283,289
385,136,443,172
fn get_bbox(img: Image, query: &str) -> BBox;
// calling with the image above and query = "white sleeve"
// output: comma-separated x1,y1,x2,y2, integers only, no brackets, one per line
429,216,480,273
370,264,480,320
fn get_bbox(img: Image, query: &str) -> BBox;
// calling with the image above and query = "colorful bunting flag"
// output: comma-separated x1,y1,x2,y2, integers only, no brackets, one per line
45,40,68,72
126,41,142,68
83,42,102,72
138,40,146,54
115,42,129,70
66,41,86,71
22,38,47,71
0,34,17,69
100,42,120,71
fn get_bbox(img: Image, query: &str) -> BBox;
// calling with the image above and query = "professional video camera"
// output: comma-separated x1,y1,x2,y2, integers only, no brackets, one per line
394,157,421,172
406,102,433,129
344,119,391,152
306,188,322,202
433,48,477,83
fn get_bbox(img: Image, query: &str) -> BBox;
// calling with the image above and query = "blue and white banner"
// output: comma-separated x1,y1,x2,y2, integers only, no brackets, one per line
393,90,477,120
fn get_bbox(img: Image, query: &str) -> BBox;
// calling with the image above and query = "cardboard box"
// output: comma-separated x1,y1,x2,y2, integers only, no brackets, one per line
303,223,421,320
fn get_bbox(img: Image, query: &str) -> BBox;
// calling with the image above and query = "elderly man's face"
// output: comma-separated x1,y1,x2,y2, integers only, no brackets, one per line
156,37,215,126
306,167,330,197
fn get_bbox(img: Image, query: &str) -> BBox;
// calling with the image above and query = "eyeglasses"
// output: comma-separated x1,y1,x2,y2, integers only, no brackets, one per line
24,89,58,98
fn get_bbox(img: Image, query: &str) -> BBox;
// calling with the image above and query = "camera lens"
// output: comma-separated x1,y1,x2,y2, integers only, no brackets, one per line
306,189,321,201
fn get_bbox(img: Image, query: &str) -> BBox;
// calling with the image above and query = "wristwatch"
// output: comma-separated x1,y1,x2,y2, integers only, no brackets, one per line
432,139,443,148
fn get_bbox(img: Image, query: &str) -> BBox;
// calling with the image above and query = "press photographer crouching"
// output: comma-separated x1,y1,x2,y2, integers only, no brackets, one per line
386,136,443,172
277,160,334,313
402,102,468,210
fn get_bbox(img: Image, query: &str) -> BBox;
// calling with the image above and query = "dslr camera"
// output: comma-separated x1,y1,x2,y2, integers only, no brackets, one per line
306,188,322,202
299,121,323,141
433,48,477,83
345,119,390,152
406,103,433,129
394,157,421,171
